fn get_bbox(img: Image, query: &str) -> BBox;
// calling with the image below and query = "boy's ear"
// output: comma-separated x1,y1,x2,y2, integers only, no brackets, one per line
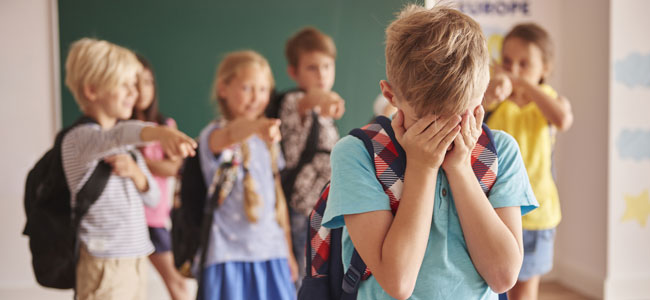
83,84,99,102
380,80,397,107
287,65,298,82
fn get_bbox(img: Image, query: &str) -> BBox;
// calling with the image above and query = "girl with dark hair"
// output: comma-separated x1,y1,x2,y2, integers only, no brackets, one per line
133,54,189,300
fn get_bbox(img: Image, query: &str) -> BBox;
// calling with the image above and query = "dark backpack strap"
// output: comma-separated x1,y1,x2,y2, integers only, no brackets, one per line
265,87,302,119
196,161,233,285
340,249,367,299
281,111,327,201
66,115,112,226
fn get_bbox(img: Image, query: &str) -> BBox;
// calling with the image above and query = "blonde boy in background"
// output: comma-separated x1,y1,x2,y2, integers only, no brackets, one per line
63,38,196,299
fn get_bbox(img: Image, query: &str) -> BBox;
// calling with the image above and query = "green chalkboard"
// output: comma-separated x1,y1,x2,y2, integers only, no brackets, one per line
59,0,421,137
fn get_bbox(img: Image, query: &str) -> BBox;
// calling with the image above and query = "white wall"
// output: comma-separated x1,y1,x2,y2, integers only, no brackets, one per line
606,0,650,299
0,0,71,298
0,2,189,299
551,1,610,299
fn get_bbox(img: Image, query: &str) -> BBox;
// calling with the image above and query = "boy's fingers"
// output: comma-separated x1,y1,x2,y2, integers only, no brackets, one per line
410,114,438,136
462,112,475,146
391,110,405,140
437,125,461,153
428,115,461,143
475,105,485,129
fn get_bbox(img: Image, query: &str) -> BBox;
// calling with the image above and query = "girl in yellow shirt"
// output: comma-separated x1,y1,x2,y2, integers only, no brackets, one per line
483,23,574,300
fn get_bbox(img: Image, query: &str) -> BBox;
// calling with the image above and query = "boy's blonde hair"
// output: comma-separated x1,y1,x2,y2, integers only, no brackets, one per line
212,50,275,120
285,27,337,67
385,5,489,117
64,38,141,111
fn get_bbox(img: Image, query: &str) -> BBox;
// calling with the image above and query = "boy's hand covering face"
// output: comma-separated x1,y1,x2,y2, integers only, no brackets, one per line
391,109,461,170
442,105,485,172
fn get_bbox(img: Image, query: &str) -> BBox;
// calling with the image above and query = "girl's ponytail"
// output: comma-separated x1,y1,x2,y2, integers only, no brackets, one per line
239,141,289,229
269,143,289,229
241,142,261,223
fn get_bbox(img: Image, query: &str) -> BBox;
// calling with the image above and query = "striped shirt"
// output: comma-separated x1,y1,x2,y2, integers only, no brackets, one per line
61,120,159,258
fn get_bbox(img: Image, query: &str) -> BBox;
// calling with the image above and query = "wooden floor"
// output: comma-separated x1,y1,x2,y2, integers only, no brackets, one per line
539,281,595,300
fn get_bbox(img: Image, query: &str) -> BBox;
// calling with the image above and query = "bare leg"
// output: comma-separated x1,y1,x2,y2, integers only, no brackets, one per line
149,252,189,300
507,275,540,300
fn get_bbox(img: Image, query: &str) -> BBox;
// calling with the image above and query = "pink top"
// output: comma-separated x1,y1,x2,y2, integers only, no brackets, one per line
142,118,176,228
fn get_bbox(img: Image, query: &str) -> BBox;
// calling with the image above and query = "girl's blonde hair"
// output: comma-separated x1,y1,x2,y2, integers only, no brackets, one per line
64,38,141,111
212,50,286,226
212,50,275,120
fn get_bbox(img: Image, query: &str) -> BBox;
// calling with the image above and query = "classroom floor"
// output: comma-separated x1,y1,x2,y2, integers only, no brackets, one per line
540,281,595,300
0,272,595,300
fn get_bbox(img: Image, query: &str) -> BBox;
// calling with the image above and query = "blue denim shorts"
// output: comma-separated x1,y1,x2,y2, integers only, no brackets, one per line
518,228,556,281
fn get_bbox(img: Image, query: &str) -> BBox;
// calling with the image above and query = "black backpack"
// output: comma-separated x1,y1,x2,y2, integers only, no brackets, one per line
22,117,112,289
171,144,237,279
265,89,329,201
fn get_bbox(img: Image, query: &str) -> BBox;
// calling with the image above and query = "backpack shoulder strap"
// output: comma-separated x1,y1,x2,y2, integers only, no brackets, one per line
472,124,499,194
338,116,405,295
349,116,405,214
62,116,113,224
265,87,302,119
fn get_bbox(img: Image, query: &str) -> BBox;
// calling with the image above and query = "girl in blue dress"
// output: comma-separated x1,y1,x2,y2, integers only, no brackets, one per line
197,50,298,300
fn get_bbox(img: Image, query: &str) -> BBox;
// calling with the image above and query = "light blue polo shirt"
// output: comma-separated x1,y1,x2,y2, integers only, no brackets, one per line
321,129,538,300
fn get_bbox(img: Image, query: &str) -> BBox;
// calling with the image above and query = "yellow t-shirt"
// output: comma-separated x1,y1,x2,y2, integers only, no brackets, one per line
486,84,561,230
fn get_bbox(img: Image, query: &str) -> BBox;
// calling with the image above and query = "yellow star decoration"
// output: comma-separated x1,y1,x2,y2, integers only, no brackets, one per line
621,189,650,227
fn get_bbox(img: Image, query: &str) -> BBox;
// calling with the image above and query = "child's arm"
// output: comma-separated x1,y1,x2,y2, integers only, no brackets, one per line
104,154,149,192
442,106,523,293
103,152,160,207
511,75,574,131
483,72,512,111
297,89,345,120
140,125,197,159
144,158,183,177
69,121,196,166
143,120,183,177
343,112,461,300
207,118,281,154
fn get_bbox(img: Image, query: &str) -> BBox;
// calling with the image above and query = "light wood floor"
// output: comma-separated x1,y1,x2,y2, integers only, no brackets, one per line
540,281,596,300
0,276,596,300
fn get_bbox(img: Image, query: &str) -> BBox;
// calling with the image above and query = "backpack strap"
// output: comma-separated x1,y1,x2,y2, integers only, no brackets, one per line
64,116,113,225
472,123,499,193
281,111,327,201
63,116,115,294
349,116,405,214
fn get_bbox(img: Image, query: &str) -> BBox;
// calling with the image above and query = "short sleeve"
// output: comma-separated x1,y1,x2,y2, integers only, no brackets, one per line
321,136,391,229
488,130,539,215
